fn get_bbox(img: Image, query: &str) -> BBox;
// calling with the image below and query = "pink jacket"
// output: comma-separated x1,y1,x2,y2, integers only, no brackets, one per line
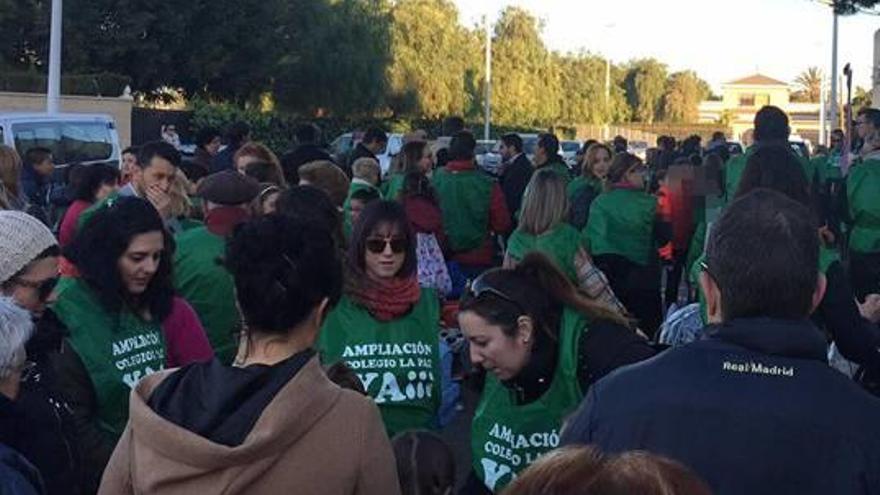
164,298,214,367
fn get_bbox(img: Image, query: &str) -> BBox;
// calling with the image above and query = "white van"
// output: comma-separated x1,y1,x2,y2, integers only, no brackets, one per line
0,112,121,168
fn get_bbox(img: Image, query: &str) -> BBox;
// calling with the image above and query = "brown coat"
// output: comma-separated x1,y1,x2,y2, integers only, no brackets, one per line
98,357,401,495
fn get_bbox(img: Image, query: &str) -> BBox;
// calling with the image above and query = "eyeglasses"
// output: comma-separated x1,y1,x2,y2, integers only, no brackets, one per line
13,276,59,301
699,260,715,281
464,272,526,315
366,237,407,254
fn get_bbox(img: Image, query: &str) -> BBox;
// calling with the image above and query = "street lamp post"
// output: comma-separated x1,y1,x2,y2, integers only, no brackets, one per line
829,9,839,129
47,0,63,114
484,16,492,142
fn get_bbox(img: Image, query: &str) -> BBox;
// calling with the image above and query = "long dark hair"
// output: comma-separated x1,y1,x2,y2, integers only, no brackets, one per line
65,197,175,321
460,253,629,345
347,200,417,282
70,163,119,202
399,171,438,204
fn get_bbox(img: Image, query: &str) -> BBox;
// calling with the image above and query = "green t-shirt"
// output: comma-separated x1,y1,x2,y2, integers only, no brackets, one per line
470,308,586,492
507,223,583,282
585,187,657,266
433,167,495,252
52,277,166,437
318,288,441,436
382,173,406,201
173,226,240,364
847,159,880,254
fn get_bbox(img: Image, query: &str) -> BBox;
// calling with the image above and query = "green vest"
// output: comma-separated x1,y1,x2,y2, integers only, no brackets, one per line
52,277,166,437
470,308,585,492
343,181,383,240
725,146,813,203
318,288,441,436
566,176,602,201
433,167,494,252
536,160,571,185
585,188,657,266
173,227,240,364
507,223,583,282
847,159,880,254
382,173,406,201
814,153,843,186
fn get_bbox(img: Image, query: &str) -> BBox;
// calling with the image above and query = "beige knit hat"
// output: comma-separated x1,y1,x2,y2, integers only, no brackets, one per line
0,211,58,285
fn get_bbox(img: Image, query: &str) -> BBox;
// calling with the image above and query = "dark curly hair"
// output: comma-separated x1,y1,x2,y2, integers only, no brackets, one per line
226,214,342,334
65,196,176,322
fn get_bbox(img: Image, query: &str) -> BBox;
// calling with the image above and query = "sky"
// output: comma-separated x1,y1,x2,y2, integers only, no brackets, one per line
453,0,879,94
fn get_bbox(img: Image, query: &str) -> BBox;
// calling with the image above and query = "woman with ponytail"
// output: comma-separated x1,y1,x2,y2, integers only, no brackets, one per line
458,252,655,494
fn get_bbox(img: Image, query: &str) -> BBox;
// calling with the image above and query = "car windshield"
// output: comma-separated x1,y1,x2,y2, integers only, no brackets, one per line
13,121,113,165
523,137,538,155
561,142,580,152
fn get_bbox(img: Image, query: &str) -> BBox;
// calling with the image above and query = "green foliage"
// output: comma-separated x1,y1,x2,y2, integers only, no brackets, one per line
833,0,880,14
792,67,822,103
624,58,668,123
661,71,710,123
387,0,480,119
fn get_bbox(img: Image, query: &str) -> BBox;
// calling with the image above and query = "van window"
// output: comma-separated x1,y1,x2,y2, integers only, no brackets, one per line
13,121,113,165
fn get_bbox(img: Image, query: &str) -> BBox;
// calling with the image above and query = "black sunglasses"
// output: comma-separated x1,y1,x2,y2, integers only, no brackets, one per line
366,238,407,254
14,276,59,301
464,272,526,315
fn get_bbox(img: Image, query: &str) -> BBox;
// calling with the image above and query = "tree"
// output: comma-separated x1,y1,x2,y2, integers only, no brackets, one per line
853,86,873,109
661,70,710,123
386,0,480,119
793,67,822,103
490,7,560,126
273,0,392,116
832,0,880,14
624,58,668,123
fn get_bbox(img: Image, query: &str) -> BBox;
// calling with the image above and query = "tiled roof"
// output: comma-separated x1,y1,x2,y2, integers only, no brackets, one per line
726,74,789,86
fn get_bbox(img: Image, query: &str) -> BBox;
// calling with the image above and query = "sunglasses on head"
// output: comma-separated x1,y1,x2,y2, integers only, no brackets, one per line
366,237,407,254
14,276,59,301
464,272,526,315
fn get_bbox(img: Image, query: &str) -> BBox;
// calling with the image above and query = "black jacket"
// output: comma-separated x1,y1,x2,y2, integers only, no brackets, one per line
562,318,880,495
0,443,45,495
280,144,333,184
500,154,533,223
0,311,82,495
211,144,241,174
344,143,377,178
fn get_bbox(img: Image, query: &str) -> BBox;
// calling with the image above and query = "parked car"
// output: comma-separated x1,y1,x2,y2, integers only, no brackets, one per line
520,133,540,160
329,131,402,175
560,140,582,168
475,140,502,176
628,140,648,160
0,112,121,169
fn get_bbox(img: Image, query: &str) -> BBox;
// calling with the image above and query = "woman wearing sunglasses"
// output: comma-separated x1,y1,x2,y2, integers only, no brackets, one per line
0,210,85,495
319,200,441,436
52,197,213,493
459,252,656,493
585,152,671,338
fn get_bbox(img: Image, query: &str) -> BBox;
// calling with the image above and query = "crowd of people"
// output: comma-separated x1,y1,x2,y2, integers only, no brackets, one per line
0,105,879,494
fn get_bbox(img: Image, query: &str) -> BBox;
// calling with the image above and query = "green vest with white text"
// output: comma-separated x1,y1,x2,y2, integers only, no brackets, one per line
318,288,441,436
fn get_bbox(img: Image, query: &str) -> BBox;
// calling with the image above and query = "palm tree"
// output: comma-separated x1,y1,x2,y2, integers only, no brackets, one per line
794,67,823,103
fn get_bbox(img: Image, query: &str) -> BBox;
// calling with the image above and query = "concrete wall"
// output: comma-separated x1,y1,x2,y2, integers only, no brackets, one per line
0,92,134,147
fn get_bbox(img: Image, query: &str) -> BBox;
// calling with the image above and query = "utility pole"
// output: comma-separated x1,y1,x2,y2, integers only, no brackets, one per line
829,8,839,129
484,15,492,142
47,0,62,114
819,73,827,145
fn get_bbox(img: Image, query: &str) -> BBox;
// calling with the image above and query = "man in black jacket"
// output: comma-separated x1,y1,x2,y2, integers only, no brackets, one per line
280,123,333,184
344,127,387,178
562,189,880,495
498,133,532,225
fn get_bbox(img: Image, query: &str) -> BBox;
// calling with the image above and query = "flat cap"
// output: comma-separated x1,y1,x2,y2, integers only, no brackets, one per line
197,171,261,206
